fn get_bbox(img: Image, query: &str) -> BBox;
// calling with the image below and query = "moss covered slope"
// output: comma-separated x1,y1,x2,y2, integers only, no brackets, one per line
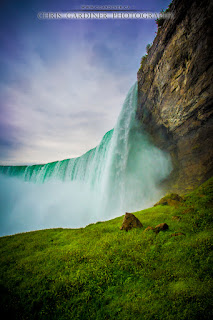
0,178,213,319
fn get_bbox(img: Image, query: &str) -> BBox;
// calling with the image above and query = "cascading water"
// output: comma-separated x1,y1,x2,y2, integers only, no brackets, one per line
0,83,172,236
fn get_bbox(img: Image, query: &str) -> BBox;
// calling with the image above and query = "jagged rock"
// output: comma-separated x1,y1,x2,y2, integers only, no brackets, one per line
154,194,183,207
171,232,185,237
144,226,154,231
154,223,169,234
120,212,143,232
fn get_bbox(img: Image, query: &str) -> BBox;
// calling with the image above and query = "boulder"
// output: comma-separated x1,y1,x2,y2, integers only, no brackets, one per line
120,212,143,232
154,223,169,234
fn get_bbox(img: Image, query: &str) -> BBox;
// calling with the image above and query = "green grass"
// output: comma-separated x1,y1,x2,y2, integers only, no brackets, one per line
0,178,213,319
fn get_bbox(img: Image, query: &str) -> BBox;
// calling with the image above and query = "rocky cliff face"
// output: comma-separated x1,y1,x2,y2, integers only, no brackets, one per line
137,0,213,193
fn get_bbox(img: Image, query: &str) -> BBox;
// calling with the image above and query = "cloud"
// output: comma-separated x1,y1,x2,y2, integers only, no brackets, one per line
0,40,136,164
0,0,162,165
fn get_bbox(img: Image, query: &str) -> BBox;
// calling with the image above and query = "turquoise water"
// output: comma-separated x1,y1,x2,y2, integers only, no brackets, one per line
0,130,113,184
0,83,172,236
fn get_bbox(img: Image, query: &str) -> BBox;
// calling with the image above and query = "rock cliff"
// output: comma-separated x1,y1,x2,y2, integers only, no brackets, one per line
137,0,213,192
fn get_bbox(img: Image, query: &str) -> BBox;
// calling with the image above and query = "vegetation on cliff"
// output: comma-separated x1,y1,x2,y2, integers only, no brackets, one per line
0,178,212,319
155,4,172,30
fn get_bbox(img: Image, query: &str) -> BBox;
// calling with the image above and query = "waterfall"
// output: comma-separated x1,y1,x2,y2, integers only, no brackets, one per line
0,83,172,236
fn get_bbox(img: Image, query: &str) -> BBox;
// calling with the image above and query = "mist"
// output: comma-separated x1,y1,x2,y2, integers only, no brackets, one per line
0,84,172,237
0,175,102,237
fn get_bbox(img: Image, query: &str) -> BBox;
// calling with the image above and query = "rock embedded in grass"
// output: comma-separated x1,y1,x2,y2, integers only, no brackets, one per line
154,223,169,234
120,212,143,231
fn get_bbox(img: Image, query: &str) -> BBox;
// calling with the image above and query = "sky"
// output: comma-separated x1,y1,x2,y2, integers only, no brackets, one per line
0,0,171,165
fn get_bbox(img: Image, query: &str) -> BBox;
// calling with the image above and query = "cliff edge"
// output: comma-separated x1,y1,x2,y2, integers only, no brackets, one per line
137,0,213,192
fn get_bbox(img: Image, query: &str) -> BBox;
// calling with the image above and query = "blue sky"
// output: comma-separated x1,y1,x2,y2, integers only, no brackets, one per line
0,0,171,165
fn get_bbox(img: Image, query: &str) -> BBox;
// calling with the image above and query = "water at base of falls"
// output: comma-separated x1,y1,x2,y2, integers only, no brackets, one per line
0,83,172,236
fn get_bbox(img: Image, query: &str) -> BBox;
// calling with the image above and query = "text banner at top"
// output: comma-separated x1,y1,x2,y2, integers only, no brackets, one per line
37,12,173,20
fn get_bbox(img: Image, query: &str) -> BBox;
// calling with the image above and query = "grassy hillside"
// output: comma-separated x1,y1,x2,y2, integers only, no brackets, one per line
0,178,212,320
